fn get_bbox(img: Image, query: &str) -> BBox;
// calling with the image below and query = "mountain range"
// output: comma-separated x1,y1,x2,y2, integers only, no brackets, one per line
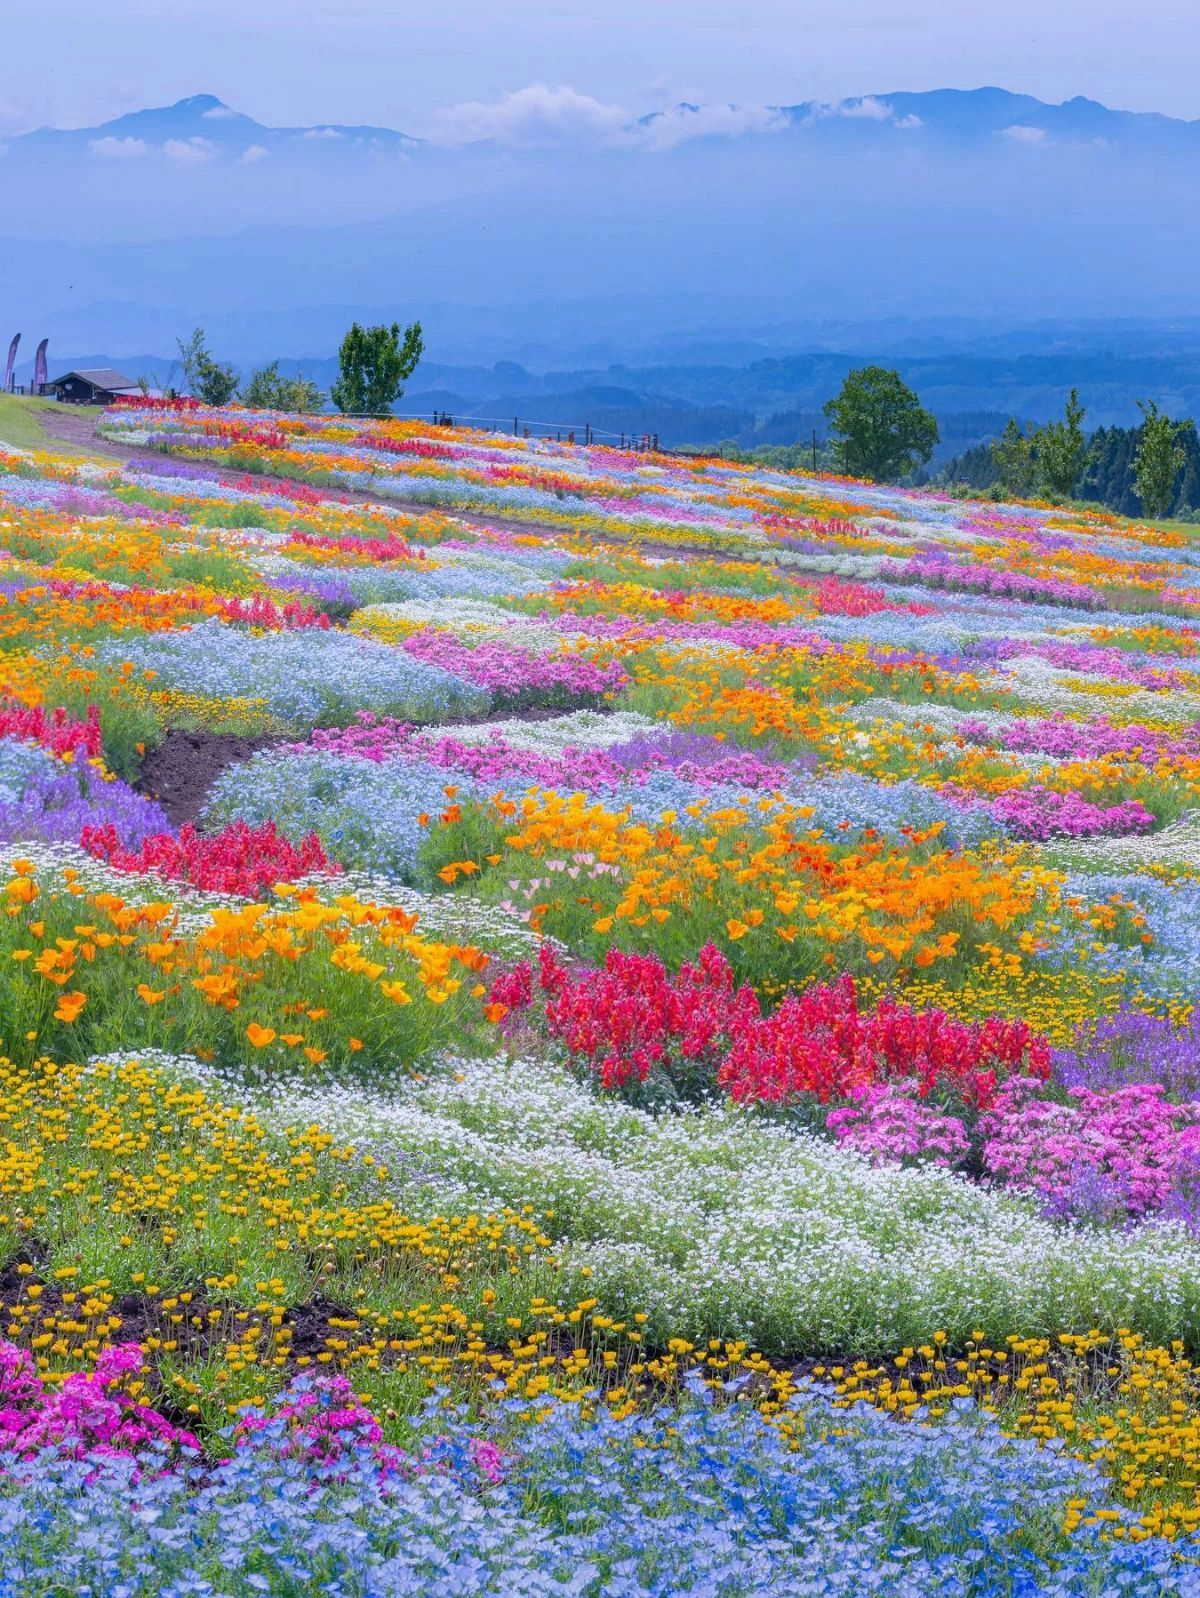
1,87,1199,371
12,86,1200,164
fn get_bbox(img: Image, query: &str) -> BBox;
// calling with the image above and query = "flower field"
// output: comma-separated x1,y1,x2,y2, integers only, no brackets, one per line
5,401,1200,1588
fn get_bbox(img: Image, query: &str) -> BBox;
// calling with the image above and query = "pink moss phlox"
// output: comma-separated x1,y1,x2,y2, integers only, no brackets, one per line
0,1341,199,1463
981,1078,1200,1216
826,1081,971,1167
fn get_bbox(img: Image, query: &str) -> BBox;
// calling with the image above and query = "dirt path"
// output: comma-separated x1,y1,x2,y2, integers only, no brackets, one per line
36,404,178,473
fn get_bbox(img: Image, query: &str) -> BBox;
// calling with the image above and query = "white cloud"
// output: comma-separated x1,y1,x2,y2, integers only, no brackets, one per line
428,83,629,148
1001,124,1048,144
201,104,238,120
0,92,35,137
802,97,920,130
301,126,345,140
89,135,148,159
834,95,894,121
240,143,270,164
427,82,784,152
163,136,217,164
636,101,787,151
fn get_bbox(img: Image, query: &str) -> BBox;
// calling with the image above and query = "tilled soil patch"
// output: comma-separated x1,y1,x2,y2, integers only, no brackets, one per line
135,702,596,832
135,728,283,827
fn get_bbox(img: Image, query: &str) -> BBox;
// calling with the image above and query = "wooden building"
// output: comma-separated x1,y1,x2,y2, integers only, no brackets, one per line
45,368,141,405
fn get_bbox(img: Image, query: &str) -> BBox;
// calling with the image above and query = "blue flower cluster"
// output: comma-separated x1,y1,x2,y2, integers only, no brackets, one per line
205,749,485,878
257,555,557,607
794,772,996,846
613,768,988,846
0,1387,1195,1596
94,620,489,730
1054,872,1200,1004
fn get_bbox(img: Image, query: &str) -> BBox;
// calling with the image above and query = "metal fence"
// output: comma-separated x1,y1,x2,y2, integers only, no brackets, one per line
381,409,661,452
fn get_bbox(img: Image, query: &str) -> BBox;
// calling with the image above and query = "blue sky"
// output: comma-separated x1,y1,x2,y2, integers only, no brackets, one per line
6,0,1200,134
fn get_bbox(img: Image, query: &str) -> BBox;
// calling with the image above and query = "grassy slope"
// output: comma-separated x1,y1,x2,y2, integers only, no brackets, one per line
0,394,93,455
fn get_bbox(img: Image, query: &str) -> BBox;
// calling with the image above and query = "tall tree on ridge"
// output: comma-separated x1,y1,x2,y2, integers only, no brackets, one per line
822,366,938,483
1036,388,1087,499
331,321,424,416
1133,399,1189,519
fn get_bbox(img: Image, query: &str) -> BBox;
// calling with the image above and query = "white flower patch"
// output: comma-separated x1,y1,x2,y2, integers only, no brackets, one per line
445,708,661,754
161,1050,1200,1355
999,655,1200,724
845,699,994,736
774,552,891,580
1048,811,1200,874
353,599,592,653
307,868,546,956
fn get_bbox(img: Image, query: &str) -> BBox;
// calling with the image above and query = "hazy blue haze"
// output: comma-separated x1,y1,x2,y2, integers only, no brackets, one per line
4,4,1200,393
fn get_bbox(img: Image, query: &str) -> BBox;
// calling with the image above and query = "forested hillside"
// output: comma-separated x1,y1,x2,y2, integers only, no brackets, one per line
939,419,1200,517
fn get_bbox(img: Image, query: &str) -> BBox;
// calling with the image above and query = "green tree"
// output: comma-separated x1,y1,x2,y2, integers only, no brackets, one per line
822,366,938,482
1035,388,1087,499
176,326,239,407
331,321,424,416
240,361,326,414
990,417,1038,497
1133,399,1188,519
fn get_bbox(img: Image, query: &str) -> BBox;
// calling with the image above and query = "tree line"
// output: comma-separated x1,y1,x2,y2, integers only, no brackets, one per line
161,334,1199,521
802,366,1196,521
171,320,425,416
938,396,1200,519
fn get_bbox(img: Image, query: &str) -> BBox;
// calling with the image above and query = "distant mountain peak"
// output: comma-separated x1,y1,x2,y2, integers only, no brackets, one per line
173,94,227,112
10,92,418,155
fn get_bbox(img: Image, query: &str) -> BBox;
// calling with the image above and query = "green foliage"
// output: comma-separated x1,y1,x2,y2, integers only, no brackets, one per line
1035,388,1087,499
1133,399,1189,519
176,327,239,407
990,418,1039,498
711,437,840,473
1085,421,1200,519
822,366,938,483
944,417,1200,518
239,361,326,414
331,321,424,416
42,666,164,782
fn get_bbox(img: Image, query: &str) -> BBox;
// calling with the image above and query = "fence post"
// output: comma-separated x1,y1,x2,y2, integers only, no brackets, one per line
514,416,519,436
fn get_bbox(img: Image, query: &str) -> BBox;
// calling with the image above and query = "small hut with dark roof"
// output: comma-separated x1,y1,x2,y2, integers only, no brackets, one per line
45,368,140,404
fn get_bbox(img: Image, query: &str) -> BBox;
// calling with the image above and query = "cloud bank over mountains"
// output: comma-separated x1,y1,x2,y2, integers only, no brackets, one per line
425,84,790,149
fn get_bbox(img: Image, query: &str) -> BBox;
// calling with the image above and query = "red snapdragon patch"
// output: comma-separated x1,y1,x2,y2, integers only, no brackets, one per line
80,818,338,899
